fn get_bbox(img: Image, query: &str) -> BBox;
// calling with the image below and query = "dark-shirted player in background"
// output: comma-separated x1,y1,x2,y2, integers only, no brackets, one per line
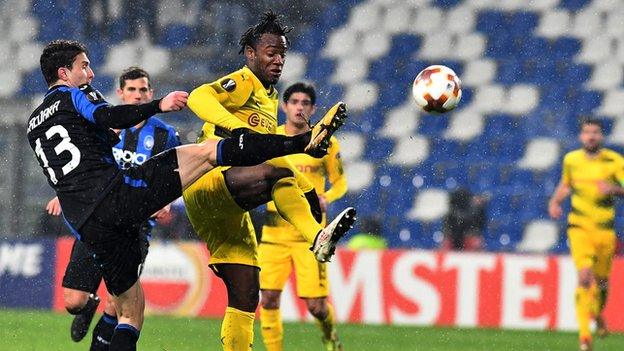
28,40,339,350
45,66,180,350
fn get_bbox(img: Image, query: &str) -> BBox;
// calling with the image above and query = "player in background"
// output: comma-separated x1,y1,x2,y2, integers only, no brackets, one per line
549,119,624,351
258,82,347,351
184,11,355,351
45,66,180,350
29,40,338,350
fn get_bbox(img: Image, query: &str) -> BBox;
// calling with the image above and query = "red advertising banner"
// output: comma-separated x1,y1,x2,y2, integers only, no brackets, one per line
52,239,624,332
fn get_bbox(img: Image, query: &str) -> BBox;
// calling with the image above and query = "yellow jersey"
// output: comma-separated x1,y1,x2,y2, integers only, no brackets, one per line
188,65,279,141
561,148,624,230
262,125,347,243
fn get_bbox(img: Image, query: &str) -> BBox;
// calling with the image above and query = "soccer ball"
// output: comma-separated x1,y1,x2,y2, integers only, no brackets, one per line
412,65,462,113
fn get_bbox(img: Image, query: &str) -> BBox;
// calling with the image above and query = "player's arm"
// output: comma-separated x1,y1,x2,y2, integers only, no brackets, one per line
321,138,347,204
548,154,572,219
597,154,624,196
71,84,187,129
187,75,252,132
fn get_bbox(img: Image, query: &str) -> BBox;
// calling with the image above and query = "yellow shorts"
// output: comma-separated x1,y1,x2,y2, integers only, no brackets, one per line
567,226,616,278
259,241,329,298
183,167,258,267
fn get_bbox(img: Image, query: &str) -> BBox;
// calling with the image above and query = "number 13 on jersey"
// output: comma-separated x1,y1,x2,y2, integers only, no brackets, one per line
34,125,81,184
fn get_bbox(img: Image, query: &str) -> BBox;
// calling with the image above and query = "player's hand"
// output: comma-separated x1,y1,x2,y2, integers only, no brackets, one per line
152,204,172,222
548,202,562,219
318,195,328,213
46,196,62,216
160,91,188,112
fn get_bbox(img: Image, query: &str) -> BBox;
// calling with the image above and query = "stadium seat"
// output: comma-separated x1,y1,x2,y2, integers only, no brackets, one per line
445,6,476,34
598,89,624,117
453,33,487,61
518,138,560,171
343,81,379,111
406,188,449,222
382,3,412,34
344,161,374,193
360,31,391,60
338,132,366,162
444,109,484,141
469,85,505,113
388,135,430,166
461,59,497,86
348,2,382,32
411,7,443,35
323,27,358,59
504,84,540,115
576,35,612,63
586,61,623,90
332,57,370,84
379,101,420,138
419,33,453,60
570,8,604,38
605,10,624,38
0,69,20,97
279,52,307,84
516,220,559,253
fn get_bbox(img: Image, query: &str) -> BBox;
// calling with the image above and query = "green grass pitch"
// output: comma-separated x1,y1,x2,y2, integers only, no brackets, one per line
1,309,623,350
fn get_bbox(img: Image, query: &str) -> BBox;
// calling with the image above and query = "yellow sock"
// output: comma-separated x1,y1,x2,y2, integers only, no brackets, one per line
221,307,255,351
316,303,336,340
272,177,323,243
575,287,593,341
260,307,283,351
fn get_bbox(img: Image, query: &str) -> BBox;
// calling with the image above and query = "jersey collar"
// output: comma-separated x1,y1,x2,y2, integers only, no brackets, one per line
242,66,275,95
45,84,70,97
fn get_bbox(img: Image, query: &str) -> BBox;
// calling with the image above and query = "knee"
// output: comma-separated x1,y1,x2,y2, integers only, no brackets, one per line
261,290,281,309
64,289,90,314
265,166,294,187
305,298,327,319
578,269,594,288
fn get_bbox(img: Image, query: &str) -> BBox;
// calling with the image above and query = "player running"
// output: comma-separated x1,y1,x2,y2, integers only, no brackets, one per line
259,82,347,351
28,40,337,350
46,67,180,350
549,119,624,351
184,11,355,351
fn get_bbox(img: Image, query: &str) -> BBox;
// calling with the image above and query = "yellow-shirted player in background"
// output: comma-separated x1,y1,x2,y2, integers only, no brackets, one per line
259,83,347,351
549,119,624,351
183,11,356,351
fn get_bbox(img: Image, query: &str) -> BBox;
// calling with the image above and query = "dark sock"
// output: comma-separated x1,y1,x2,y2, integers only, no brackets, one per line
305,189,323,223
90,313,117,351
217,131,311,166
109,324,139,351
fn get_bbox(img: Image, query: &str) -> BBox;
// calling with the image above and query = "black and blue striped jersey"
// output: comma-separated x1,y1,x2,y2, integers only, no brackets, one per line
27,84,162,230
112,117,180,170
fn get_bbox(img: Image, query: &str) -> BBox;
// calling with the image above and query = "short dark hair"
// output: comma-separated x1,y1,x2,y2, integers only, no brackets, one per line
283,82,316,105
239,10,292,55
40,40,88,86
580,118,603,131
119,67,151,89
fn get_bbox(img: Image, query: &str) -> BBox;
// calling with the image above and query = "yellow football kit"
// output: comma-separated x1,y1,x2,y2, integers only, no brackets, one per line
184,66,318,267
560,147,624,342
259,125,347,298
561,148,624,277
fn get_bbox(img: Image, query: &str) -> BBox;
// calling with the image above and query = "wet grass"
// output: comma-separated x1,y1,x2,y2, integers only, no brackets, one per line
1,308,623,350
